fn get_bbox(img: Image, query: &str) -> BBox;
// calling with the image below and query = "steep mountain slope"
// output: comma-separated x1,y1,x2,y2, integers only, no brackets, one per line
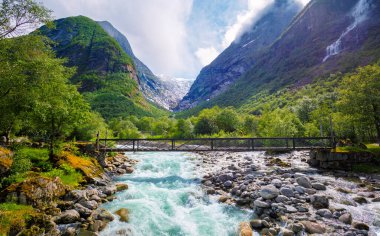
38,16,166,119
176,0,304,111
98,21,190,110
180,0,380,115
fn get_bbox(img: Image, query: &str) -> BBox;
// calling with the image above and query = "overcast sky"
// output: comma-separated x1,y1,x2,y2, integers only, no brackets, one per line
40,0,309,80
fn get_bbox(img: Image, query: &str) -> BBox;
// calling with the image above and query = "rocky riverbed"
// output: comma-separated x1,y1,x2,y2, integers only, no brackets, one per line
197,151,380,236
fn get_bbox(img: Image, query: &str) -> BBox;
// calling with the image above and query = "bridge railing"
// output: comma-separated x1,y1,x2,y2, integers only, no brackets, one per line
97,137,333,152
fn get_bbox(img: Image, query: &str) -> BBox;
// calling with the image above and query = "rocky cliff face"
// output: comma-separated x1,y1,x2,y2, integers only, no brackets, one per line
98,21,190,110
176,0,304,111
179,0,380,113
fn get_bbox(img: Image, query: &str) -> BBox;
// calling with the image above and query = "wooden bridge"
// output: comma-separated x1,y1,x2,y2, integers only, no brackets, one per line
96,137,334,152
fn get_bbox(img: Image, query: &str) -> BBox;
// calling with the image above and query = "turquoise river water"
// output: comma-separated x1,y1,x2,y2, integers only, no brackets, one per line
100,152,252,236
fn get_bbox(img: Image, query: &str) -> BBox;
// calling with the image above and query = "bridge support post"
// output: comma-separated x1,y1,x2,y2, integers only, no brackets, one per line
251,139,255,150
172,139,175,151
292,138,296,150
211,139,214,150
133,140,135,152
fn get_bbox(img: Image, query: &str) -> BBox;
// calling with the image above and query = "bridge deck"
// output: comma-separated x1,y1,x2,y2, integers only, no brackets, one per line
97,137,333,152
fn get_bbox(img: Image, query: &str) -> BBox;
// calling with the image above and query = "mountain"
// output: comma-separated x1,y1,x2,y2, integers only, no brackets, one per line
98,21,191,110
176,0,304,111
178,0,380,114
38,16,166,119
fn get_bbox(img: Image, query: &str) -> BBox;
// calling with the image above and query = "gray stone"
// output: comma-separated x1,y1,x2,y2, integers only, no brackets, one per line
294,186,305,194
296,176,312,188
280,187,294,198
224,180,233,188
353,196,368,204
57,210,80,224
339,213,352,224
217,173,234,182
271,179,282,188
286,205,298,213
79,199,98,210
310,195,329,209
352,221,369,231
254,200,270,208
275,195,289,203
260,185,279,200
250,219,263,229
316,209,332,218
312,183,327,190
74,203,92,218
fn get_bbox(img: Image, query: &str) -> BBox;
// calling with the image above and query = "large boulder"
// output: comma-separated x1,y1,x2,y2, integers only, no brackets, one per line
260,185,279,200
1,175,67,207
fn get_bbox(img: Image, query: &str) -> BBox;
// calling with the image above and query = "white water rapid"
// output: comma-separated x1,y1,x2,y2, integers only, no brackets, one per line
323,0,372,62
100,152,253,236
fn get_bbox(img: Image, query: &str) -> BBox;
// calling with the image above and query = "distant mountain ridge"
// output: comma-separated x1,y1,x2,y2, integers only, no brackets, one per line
177,0,380,114
176,0,305,111
98,21,190,110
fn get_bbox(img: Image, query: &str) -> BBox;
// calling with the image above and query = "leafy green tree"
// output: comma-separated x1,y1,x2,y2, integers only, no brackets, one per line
194,117,218,135
242,115,259,136
0,0,51,38
72,112,108,141
337,64,380,142
216,108,240,133
175,119,193,138
258,108,304,137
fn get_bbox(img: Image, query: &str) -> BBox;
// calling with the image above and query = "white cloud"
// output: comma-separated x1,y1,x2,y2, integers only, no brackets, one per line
295,0,311,6
195,47,219,66
223,0,275,48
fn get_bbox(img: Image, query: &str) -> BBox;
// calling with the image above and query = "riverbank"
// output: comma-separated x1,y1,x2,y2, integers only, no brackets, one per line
198,150,380,235
0,145,138,236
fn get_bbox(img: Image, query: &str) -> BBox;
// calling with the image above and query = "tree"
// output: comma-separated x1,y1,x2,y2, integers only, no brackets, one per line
175,119,193,138
216,108,240,133
0,35,52,142
337,64,380,143
0,0,51,38
194,117,218,135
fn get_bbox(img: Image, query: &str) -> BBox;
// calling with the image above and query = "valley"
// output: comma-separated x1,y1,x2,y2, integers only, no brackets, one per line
0,0,379,235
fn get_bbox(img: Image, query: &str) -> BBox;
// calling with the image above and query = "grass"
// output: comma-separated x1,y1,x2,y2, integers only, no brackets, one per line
352,163,380,174
334,143,380,155
0,203,35,235
41,164,83,187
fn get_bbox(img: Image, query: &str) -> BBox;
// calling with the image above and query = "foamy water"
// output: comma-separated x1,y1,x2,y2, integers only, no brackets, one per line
100,152,253,236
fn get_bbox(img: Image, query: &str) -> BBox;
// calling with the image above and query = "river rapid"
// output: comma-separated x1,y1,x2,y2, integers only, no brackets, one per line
100,152,253,236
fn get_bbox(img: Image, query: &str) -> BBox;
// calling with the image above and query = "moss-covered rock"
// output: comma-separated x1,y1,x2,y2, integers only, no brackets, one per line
1,175,67,208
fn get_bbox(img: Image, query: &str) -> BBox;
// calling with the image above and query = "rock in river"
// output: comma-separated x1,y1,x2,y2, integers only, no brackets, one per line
260,185,279,200
300,221,326,234
115,208,129,222
296,176,312,189
310,195,329,209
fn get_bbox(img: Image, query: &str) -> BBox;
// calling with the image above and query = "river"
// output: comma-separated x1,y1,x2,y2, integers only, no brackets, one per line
100,152,253,236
